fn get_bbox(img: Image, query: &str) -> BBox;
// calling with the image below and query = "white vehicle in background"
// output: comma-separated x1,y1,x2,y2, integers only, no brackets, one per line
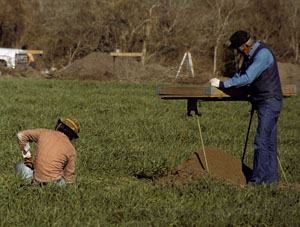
0,48,28,70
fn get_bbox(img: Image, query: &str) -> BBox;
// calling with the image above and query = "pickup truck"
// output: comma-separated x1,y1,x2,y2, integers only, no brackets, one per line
0,48,28,70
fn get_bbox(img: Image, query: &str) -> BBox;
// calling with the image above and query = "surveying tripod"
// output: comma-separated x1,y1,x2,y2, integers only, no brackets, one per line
176,50,195,78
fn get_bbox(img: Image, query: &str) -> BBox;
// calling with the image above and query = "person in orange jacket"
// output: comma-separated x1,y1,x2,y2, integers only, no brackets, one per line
22,45,36,68
15,117,80,186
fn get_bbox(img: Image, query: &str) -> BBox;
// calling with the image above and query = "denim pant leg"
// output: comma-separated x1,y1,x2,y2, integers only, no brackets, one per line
252,98,282,184
15,162,34,180
57,178,65,186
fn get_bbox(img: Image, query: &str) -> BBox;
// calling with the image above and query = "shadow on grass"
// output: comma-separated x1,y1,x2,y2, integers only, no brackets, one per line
133,173,154,181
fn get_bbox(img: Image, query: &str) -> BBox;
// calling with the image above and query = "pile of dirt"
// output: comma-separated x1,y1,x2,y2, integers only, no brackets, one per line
278,62,300,86
53,52,165,82
153,149,252,186
52,52,210,84
22,67,45,78
0,65,22,77
0,65,44,78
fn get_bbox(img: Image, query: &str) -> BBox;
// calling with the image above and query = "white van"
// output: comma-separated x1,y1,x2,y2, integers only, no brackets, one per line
0,48,28,70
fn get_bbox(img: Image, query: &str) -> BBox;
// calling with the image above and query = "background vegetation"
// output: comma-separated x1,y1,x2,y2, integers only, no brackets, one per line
1,0,300,73
0,77,299,226
0,1,299,226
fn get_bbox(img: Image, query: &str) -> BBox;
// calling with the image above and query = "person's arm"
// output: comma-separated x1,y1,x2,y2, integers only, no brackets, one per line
62,151,76,183
27,53,35,64
17,129,43,158
223,49,274,88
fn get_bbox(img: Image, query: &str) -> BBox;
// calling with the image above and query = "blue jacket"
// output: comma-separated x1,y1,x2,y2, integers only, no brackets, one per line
224,42,283,101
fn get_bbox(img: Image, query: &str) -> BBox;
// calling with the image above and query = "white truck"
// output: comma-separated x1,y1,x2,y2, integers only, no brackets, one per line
0,48,28,70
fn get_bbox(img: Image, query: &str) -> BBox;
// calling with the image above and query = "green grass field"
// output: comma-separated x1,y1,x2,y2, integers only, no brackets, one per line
0,77,299,226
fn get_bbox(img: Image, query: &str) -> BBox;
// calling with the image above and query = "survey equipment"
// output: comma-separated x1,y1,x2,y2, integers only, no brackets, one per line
157,85,296,181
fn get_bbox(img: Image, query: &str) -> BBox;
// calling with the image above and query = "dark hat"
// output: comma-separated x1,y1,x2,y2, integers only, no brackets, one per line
229,30,250,49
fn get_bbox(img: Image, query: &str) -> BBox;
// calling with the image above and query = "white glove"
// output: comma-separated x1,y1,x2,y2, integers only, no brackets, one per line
22,143,31,158
209,78,220,88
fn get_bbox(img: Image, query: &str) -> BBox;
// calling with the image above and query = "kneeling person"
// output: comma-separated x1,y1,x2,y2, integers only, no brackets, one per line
15,117,80,186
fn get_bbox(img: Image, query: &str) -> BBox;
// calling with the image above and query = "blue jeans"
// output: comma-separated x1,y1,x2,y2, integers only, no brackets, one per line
251,98,282,184
15,162,65,186
15,162,33,180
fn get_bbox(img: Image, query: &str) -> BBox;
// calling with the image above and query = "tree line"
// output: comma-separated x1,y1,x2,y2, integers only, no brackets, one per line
0,0,299,74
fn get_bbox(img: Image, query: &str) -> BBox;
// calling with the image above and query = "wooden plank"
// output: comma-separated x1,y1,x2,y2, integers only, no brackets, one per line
25,50,43,55
156,85,296,100
282,84,297,96
156,86,249,99
110,52,143,57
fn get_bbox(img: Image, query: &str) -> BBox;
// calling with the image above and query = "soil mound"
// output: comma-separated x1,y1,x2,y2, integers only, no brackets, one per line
0,65,46,78
53,52,169,82
54,52,117,81
0,65,23,77
22,67,45,78
153,148,252,186
53,52,210,84
278,62,300,86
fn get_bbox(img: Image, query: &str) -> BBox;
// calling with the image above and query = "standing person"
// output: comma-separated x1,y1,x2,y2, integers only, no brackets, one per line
15,117,80,186
21,45,36,68
210,30,283,186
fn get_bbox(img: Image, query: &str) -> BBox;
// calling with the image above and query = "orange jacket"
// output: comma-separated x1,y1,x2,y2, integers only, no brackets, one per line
17,129,76,183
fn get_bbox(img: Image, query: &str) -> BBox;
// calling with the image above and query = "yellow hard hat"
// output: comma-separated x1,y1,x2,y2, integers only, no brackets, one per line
56,117,80,138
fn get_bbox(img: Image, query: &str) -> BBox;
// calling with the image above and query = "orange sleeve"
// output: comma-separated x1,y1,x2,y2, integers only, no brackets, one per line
62,150,76,183
17,129,44,151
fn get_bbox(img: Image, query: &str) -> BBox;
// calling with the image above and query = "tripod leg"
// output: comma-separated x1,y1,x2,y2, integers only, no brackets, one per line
187,52,195,77
196,115,209,172
277,155,289,185
242,108,254,164
176,53,187,78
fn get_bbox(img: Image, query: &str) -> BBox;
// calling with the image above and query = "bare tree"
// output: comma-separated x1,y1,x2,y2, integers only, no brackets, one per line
204,0,250,74
1,0,298,69
141,2,161,65
101,0,194,65
0,0,27,47
284,0,300,63
147,0,195,63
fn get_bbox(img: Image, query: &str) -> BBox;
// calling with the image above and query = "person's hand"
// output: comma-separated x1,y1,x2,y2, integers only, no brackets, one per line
209,78,220,87
24,156,34,170
22,143,31,158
